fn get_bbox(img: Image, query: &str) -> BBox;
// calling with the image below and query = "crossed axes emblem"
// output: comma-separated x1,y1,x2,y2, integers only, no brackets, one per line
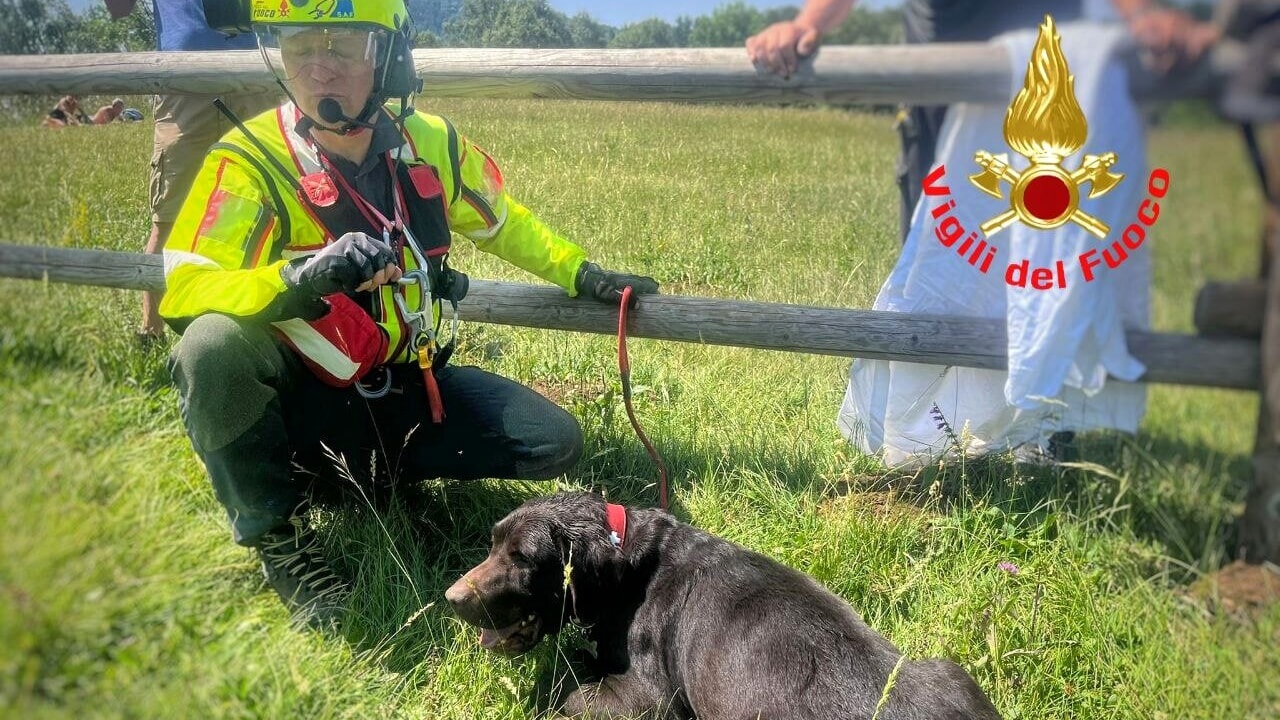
969,150,1124,239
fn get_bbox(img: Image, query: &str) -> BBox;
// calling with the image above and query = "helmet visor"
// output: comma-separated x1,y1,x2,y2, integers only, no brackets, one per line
256,25,386,84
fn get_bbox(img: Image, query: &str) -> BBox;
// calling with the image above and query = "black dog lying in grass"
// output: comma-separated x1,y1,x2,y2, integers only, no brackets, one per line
445,492,1002,719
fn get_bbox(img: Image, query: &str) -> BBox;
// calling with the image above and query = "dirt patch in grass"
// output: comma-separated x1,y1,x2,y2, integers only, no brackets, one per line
1189,560,1280,618
818,490,935,523
528,378,605,406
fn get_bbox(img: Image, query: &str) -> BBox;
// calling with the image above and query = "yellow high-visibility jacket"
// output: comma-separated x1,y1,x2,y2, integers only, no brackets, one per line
160,101,588,366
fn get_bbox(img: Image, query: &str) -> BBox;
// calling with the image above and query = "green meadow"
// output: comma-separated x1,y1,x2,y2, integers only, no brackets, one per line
0,97,1275,718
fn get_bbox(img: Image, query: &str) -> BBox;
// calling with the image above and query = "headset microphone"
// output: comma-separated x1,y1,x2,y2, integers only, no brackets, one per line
317,98,348,125
314,97,380,135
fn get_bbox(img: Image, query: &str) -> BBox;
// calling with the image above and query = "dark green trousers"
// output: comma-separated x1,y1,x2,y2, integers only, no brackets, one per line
168,314,584,546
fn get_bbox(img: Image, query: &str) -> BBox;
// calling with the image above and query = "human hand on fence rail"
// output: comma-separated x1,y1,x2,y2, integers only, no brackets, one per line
280,231,402,298
747,20,823,78
1123,5,1220,74
575,261,660,308
746,0,853,78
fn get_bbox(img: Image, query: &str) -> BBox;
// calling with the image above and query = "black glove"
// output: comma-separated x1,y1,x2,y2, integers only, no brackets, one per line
575,261,660,307
280,231,397,298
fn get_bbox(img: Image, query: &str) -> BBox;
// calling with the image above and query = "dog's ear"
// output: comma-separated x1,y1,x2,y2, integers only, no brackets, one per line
553,517,619,627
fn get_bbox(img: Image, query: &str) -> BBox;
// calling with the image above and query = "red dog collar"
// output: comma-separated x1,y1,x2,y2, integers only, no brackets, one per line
605,503,627,550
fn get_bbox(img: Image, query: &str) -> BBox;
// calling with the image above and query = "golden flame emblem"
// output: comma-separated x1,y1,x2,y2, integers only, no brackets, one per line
969,15,1124,238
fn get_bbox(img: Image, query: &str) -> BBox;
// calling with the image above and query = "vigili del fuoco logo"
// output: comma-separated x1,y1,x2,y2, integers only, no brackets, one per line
921,15,1169,290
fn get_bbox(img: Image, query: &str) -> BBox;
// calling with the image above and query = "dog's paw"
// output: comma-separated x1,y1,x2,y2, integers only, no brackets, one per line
558,683,598,716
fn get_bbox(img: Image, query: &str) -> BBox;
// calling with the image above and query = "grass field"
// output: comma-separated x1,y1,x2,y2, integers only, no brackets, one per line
0,96,1276,719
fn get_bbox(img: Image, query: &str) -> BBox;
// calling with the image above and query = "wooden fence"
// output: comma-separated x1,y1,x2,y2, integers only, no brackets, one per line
0,243,1259,391
0,42,1251,105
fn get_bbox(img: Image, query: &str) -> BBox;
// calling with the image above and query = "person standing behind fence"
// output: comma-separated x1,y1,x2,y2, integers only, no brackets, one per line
749,1,1219,465
746,0,1218,245
106,0,280,343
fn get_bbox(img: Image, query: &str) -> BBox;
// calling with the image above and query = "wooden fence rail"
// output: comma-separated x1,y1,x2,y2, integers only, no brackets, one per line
0,243,1258,391
0,42,1248,105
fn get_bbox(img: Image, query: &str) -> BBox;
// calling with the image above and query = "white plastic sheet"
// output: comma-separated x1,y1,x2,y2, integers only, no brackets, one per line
838,23,1150,466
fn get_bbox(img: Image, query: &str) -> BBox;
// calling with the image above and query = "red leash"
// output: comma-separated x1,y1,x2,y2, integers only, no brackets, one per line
617,286,669,511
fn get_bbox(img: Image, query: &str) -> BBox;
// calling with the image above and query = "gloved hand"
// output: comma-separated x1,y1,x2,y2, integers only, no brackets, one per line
280,231,400,298
575,261,660,307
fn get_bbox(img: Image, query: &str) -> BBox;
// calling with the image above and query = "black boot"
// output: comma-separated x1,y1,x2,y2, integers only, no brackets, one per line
256,520,351,628
1048,430,1079,463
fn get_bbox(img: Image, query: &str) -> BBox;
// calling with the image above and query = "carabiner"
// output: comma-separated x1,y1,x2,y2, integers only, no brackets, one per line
394,269,432,330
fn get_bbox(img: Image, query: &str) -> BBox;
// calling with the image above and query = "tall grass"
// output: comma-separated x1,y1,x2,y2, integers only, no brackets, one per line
0,98,1275,719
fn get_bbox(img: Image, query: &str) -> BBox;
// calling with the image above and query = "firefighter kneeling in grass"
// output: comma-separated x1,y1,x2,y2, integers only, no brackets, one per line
161,0,658,627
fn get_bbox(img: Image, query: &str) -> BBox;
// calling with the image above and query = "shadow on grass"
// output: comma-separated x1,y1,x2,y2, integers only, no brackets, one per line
0,323,174,393
0,328,78,374
571,416,849,522
1077,430,1251,572
841,429,1253,579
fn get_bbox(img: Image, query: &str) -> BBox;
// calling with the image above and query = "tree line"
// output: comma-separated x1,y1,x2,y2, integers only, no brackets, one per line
0,0,902,54
427,0,902,49
0,0,155,54
0,0,1226,55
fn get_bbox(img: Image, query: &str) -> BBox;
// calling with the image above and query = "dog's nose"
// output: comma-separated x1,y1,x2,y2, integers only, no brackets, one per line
444,576,474,608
